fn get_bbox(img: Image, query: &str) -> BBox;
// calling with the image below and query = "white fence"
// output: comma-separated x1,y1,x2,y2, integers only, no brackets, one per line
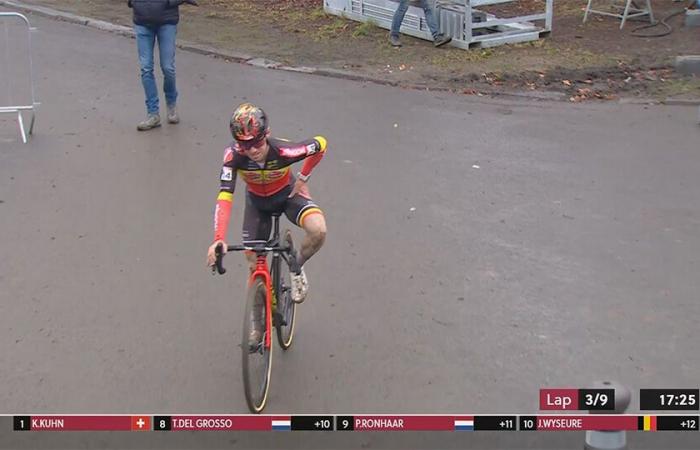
0,12,38,143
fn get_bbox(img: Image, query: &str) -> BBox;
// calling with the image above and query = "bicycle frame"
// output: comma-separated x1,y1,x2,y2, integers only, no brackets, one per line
213,213,296,413
250,254,273,350
220,214,286,351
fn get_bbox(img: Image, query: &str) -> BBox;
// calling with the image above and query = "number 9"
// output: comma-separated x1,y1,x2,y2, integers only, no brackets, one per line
342,420,349,429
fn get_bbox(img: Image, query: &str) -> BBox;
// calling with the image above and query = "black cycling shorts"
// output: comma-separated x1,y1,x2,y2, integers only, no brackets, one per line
242,186,322,243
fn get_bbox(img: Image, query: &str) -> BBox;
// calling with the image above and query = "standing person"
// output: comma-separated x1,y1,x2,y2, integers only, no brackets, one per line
128,0,198,131
389,0,452,47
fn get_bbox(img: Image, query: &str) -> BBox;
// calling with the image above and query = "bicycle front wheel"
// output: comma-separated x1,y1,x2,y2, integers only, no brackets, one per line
241,277,272,413
275,230,297,350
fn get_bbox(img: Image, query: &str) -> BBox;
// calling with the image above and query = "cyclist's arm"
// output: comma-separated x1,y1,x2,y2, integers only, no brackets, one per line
277,136,328,178
213,147,237,242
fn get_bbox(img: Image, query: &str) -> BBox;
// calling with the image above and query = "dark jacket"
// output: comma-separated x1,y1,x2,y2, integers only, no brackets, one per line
128,0,188,26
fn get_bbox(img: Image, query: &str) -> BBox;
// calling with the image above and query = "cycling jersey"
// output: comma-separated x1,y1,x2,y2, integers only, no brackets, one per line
213,136,327,242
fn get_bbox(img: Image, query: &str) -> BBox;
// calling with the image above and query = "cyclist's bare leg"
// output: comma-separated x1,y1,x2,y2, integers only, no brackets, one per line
289,212,326,303
298,213,326,268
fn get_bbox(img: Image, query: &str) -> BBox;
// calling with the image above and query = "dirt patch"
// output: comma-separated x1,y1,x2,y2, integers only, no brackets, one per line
14,0,700,99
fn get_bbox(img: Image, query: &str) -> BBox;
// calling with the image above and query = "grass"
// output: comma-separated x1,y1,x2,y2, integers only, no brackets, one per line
352,19,377,38
652,77,700,98
309,6,328,20
555,1,586,17
313,18,351,40
280,7,309,23
431,47,500,67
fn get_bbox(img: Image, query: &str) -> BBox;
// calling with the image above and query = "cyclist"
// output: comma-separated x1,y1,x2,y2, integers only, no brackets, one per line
206,103,327,343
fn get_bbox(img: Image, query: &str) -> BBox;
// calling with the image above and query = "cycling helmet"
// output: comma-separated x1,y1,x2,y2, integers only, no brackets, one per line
229,103,268,144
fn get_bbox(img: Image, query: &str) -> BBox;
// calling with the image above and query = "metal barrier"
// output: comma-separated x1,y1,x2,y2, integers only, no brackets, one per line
0,12,37,143
324,0,552,49
583,0,653,29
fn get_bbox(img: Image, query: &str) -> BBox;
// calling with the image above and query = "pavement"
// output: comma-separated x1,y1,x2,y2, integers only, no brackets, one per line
1,5,700,450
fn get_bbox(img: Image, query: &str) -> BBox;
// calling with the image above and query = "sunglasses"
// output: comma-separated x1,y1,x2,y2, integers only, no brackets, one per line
236,134,266,150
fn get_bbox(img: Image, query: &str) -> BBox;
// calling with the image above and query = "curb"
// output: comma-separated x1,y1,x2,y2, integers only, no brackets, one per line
617,98,659,105
663,98,700,106
2,0,699,104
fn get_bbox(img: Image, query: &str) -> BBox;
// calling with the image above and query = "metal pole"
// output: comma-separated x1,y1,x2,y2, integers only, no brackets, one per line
545,0,553,30
0,12,37,143
4,19,11,106
463,0,472,45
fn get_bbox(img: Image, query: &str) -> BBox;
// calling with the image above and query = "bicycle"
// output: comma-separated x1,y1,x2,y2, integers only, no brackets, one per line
213,212,298,413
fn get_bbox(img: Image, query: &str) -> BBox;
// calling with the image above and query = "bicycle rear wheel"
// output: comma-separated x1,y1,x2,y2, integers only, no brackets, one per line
241,277,272,413
275,230,297,350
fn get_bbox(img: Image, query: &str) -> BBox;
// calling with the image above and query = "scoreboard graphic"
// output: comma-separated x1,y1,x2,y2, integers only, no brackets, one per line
11,389,698,432
11,414,699,432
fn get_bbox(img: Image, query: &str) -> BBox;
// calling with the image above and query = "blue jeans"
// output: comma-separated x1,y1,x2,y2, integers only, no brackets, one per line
134,24,178,115
390,0,440,40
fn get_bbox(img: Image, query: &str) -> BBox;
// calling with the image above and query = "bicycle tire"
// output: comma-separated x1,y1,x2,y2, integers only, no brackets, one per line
241,277,272,413
275,230,297,350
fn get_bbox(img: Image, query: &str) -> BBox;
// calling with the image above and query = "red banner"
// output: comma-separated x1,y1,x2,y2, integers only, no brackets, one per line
539,389,579,410
352,415,460,431
536,415,638,431
170,415,271,431
30,416,131,431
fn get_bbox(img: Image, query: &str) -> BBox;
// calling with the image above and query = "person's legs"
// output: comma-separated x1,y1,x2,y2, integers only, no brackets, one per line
285,192,326,303
419,0,440,39
390,0,410,42
134,25,159,116
242,194,272,272
297,212,327,268
156,24,179,122
419,0,452,46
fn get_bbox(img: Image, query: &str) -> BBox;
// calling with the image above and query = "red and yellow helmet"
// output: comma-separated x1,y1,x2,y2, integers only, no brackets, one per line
229,103,268,144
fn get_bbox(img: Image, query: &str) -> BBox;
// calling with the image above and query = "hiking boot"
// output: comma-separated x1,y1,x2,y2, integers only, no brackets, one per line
248,294,264,352
433,34,452,47
290,267,308,304
167,105,179,124
137,114,161,131
389,34,402,47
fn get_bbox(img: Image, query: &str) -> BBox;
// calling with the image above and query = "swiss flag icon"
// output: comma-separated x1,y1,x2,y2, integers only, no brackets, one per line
131,416,151,431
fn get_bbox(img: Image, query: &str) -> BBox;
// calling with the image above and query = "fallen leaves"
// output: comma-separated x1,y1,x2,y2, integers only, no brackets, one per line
569,88,616,102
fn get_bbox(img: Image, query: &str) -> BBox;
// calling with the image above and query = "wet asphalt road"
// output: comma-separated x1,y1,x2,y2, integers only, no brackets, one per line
1,9,699,449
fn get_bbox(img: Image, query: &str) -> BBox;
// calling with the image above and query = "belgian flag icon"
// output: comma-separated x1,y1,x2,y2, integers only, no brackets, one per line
638,416,657,431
